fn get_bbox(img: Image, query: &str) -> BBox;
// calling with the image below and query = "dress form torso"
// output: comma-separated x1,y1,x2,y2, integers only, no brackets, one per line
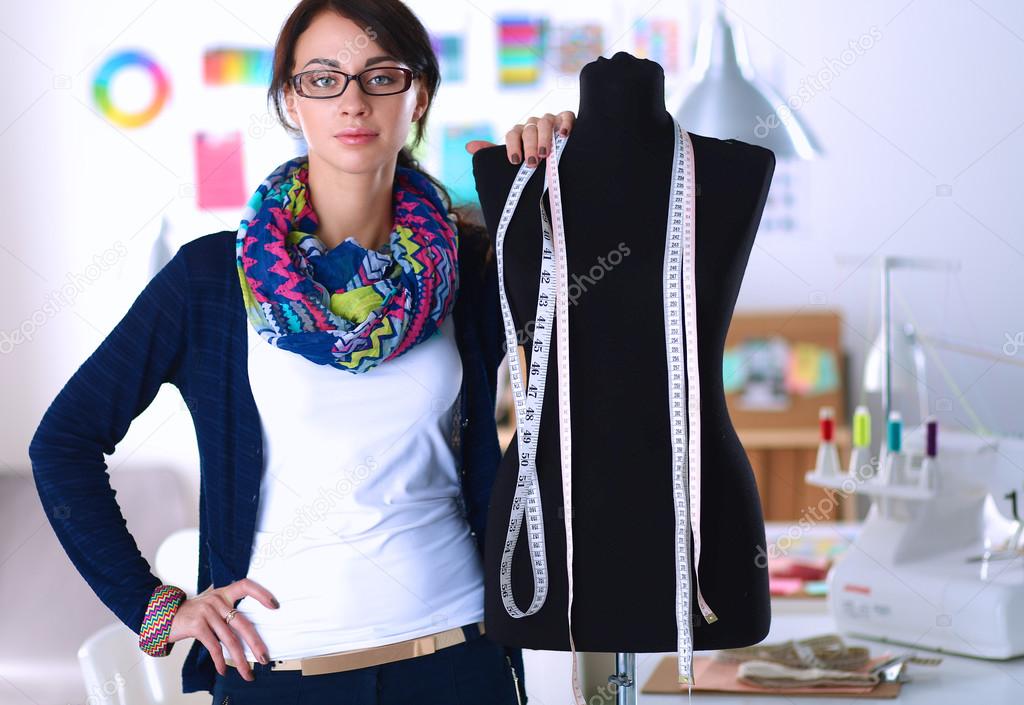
472,52,776,653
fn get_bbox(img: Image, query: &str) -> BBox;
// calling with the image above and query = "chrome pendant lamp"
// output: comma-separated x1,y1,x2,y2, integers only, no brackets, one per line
675,5,821,159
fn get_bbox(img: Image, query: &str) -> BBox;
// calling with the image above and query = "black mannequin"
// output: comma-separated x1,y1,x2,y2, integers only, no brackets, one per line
471,52,775,653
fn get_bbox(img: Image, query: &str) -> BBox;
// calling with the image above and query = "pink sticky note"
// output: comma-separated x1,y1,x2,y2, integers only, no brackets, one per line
194,131,246,209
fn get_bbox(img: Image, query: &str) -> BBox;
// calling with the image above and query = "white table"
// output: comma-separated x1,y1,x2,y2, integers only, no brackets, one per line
633,598,1024,704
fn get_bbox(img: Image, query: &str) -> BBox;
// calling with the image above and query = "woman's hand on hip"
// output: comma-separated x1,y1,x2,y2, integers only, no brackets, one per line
167,578,279,682
465,111,576,165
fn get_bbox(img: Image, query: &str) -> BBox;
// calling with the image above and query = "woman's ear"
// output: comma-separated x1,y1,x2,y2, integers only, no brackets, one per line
412,83,429,123
284,84,300,127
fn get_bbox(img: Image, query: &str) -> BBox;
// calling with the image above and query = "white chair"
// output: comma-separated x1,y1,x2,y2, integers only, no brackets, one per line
77,622,209,705
155,528,201,597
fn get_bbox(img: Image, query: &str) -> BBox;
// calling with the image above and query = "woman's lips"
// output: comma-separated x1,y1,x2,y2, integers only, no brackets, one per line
336,131,379,145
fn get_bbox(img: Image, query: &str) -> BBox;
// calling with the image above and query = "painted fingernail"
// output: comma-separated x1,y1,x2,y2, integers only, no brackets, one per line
510,153,521,164
271,597,280,608
560,128,568,136
527,156,537,166
538,146,547,158
261,653,269,664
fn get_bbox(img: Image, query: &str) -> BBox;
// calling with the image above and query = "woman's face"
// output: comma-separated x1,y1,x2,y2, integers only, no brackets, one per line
285,11,428,175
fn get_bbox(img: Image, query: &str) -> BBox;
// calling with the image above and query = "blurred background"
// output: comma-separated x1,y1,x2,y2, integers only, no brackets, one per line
3,0,1024,703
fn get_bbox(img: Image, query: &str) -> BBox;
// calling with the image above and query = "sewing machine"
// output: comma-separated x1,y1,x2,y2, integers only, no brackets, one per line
806,424,1024,660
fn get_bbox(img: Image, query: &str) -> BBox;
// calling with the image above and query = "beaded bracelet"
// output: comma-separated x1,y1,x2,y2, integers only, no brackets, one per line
139,584,186,657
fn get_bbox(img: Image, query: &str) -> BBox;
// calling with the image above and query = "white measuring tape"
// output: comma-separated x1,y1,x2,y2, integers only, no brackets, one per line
494,118,715,701
664,118,718,688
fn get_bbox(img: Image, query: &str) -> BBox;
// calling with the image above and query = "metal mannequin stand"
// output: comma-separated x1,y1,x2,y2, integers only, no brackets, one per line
608,652,638,705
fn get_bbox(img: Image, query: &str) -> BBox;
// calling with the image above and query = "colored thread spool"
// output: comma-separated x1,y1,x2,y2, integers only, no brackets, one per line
819,406,835,442
853,405,871,448
887,411,902,453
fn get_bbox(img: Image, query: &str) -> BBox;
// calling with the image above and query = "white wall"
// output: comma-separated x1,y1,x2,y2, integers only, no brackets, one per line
720,0,1024,438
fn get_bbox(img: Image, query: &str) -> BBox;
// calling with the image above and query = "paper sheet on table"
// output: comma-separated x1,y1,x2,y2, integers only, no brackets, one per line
641,655,902,698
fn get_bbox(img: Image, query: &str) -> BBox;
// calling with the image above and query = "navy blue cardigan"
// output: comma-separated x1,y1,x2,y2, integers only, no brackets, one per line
28,228,524,696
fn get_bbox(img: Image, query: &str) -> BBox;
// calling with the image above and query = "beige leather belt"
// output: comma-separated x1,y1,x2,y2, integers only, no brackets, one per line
225,621,486,676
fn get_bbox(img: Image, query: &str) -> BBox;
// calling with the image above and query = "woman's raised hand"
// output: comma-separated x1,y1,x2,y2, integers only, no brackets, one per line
167,578,279,682
465,111,576,165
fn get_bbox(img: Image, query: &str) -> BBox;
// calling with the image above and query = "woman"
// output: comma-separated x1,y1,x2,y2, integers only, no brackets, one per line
28,0,575,703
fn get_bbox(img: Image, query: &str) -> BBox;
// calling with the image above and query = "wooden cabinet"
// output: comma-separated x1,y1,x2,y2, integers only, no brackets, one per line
740,427,855,522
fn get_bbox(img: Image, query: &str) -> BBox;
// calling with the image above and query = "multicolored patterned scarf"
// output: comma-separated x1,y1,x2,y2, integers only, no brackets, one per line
236,155,459,372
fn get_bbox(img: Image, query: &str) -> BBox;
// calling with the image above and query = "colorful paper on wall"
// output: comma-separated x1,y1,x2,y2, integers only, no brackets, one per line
441,123,494,207
725,339,839,401
786,342,839,395
194,131,246,209
555,23,603,74
203,48,274,86
737,337,790,410
634,19,679,73
431,34,465,83
722,348,746,393
498,16,546,86
816,347,839,392
92,50,171,128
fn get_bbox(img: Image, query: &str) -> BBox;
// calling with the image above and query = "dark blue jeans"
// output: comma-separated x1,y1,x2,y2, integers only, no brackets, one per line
210,628,523,705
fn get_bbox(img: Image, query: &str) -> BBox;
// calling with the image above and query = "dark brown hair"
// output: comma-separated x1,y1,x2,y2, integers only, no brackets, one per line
267,0,492,271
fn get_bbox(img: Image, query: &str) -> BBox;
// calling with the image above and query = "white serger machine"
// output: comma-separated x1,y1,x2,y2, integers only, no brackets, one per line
806,414,1024,660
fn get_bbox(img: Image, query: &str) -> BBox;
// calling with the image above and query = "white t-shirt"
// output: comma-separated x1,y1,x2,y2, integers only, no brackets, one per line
225,315,485,662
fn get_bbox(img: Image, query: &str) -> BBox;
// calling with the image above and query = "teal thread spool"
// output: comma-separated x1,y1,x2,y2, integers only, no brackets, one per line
887,411,902,453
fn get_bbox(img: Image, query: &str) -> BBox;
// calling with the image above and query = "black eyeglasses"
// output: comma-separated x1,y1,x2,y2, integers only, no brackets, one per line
290,66,416,99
